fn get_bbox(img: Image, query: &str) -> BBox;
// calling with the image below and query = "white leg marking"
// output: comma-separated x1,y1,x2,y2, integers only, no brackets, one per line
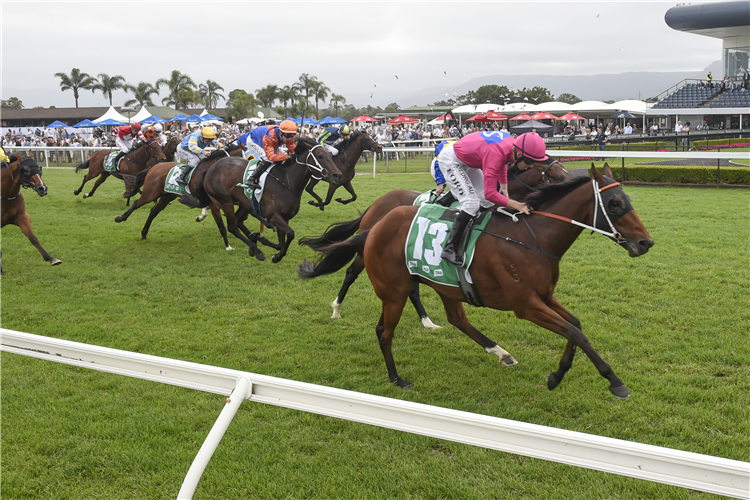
421,317,441,329
331,298,342,319
486,345,518,366
225,245,234,251
196,207,208,222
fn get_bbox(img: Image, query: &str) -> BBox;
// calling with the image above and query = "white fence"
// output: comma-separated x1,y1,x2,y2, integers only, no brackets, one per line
2,328,748,500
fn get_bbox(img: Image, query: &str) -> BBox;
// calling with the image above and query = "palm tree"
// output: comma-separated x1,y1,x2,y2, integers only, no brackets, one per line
53,68,98,108
292,73,318,115
277,85,295,117
198,79,225,110
255,84,279,109
311,81,330,118
226,89,257,121
124,82,160,107
92,73,128,106
330,93,346,117
155,70,196,109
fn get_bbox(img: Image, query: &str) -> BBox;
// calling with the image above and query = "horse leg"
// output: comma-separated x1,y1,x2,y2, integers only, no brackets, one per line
515,296,629,398
73,173,91,196
208,203,233,251
268,214,294,264
335,180,358,205
223,203,265,261
375,298,411,388
544,296,581,391
83,172,110,199
14,213,62,266
140,194,178,240
438,294,517,366
409,279,440,329
114,188,158,223
331,253,364,319
306,178,325,209
196,206,209,222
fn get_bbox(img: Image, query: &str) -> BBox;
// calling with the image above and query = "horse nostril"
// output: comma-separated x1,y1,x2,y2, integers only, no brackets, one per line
640,239,654,249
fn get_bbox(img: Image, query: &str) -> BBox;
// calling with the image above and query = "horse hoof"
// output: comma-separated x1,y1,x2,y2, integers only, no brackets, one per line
225,246,234,251
547,373,560,391
394,377,413,389
500,354,518,366
195,216,202,222
609,384,631,399
50,258,62,266
83,193,89,199
114,216,122,223
255,252,266,262
73,190,80,195
420,317,441,329
272,254,282,264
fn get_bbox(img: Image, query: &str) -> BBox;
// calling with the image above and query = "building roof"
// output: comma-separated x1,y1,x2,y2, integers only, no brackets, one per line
665,1,750,39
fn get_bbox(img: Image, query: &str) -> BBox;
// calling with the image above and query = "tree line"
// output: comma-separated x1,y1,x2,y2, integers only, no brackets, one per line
1,69,585,120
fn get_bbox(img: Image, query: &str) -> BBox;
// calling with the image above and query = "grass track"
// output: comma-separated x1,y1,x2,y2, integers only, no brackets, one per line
1,167,749,499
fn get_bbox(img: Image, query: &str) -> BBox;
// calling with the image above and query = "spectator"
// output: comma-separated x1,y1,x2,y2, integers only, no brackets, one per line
593,125,607,160
674,121,683,134
624,122,633,134
707,71,713,88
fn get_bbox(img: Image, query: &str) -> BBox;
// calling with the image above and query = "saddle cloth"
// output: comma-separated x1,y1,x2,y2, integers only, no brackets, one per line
164,164,195,195
238,159,274,204
103,152,119,172
404,204,491,287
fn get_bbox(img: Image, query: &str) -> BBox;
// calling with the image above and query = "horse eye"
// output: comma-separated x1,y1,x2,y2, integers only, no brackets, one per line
608,198,621,212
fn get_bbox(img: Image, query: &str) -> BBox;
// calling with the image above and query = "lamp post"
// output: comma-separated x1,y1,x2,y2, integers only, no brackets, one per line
121,105,136,124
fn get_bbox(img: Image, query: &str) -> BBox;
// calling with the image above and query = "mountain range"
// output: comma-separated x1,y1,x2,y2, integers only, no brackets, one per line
364,61,722,108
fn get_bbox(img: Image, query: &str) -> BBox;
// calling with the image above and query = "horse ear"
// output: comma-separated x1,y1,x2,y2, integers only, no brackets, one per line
602,163,614,178
589,163,598,177
591,165,604,183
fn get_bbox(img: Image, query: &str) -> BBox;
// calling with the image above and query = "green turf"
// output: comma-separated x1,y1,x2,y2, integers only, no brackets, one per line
2,167,748,499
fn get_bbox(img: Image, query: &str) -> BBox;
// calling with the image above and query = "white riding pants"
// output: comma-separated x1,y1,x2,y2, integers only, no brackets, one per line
437,143,492,216
323,143,339,156
115,138,132,153
175,147,202,169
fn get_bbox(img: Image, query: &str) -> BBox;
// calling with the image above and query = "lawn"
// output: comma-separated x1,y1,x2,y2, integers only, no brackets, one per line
1,167,748,499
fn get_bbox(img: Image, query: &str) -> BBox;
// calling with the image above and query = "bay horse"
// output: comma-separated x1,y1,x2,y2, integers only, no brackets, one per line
300,159,574,327
74,139,167,202
181,136,343,263
305,131,382,210
113,145,243,244
1,151,61,271
161,134,181,162
298,165,653,398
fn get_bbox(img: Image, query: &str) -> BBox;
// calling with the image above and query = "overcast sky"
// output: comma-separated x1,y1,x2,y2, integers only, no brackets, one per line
1,1,723,110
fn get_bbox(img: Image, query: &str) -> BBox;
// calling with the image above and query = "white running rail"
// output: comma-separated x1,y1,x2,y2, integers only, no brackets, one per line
2,328,748,500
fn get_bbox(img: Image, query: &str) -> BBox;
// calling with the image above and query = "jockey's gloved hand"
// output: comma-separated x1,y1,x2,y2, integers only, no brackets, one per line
290,154,297,162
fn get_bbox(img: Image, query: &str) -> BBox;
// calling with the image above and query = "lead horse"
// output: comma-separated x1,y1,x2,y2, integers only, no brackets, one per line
74,139,167,203
305,130,382,210
298,166,653,397
181,137,343,263
1,151,61,271
300,158,574,327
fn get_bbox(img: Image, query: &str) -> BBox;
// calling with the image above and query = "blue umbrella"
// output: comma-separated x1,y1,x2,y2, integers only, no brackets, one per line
329,117,348,124
72,119,98,128
609,111,637,119
299,117,318,125
201,113,222,121
185,114,205,123
140,115,167,124
318,116,337,125
96,118,126,126
170,114,189,122
45,120,69,128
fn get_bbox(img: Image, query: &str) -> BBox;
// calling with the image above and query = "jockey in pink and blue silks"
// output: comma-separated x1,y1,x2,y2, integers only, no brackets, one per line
438,131,548,265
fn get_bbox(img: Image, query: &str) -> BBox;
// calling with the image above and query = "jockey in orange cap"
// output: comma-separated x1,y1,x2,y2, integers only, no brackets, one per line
245,119,298,188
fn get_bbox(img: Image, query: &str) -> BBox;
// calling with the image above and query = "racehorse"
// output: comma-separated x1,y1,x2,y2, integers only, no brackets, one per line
298,165,653,398
1,151,61,271
161,134,181,162
113,145,243,243
299,158,574,327
181,137,343,263
73,139,167,202
305,130,382,210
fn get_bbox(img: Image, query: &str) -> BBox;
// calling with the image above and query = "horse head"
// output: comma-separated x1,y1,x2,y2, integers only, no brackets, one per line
592,163,653,257
145,139,167,163
11,151,47,197
295,137,343,185
356,131,382,154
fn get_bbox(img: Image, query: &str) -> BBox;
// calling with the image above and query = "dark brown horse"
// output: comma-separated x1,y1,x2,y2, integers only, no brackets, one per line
305,130,382,210
300,159,574,327
113,145,242,243
1,152,61,271
74,139,167,202
181,137,343,263
161,134,181,162
298,165,653,398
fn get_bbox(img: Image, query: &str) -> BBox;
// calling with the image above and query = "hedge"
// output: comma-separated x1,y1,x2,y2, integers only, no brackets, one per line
607,166,750,185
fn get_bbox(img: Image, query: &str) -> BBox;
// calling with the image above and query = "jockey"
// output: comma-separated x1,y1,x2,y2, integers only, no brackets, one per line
245,119,298,189
438,131,542,265
430,140,455,205
174,126,217,184
317,124,350,156
142,124,158,142
113,122,142,164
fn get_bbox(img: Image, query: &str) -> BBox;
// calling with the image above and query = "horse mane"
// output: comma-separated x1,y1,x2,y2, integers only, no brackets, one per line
296,136,318,150
522,176,591,210
507,158,557,178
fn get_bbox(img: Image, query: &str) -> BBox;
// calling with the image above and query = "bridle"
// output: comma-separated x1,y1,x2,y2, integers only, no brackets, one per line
512,159,568,190
296,142,330,180
1,154,45,200
532,179,632,244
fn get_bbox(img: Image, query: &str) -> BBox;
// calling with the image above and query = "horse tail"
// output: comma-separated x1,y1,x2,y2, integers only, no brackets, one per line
75,160,90,173
133,168,150,193
298,208,368,251
298,230,370,279
178,169,211,209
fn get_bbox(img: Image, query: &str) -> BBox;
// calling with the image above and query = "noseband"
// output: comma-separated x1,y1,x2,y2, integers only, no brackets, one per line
296,143,329,180
2,155,44,200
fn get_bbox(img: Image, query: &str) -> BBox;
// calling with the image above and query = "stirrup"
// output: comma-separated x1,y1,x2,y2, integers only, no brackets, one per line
441,247,463,266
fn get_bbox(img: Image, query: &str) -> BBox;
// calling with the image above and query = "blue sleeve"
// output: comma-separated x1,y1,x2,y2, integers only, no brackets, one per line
434,161,445,185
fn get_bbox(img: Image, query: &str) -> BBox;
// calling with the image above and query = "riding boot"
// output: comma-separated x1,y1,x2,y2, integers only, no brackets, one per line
247,160,272,189
441,210,473,266
177,164,192,184
435,191,456,207
113,151,125,166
